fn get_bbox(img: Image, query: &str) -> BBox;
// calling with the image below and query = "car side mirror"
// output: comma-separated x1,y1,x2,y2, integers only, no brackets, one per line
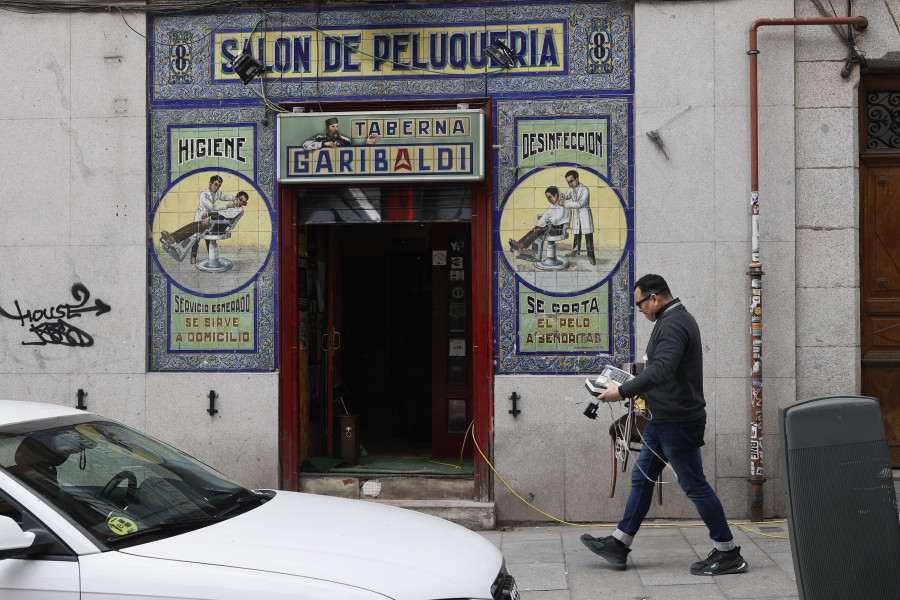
0,515,35,559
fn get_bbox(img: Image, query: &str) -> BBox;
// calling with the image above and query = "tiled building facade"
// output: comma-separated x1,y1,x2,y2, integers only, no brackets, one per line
2,0,899,524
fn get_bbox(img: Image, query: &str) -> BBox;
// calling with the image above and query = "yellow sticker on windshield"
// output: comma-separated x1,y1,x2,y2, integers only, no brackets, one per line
108,516,138,535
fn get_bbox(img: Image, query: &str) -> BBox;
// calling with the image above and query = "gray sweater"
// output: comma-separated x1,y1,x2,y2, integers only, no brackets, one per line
618,299,706,423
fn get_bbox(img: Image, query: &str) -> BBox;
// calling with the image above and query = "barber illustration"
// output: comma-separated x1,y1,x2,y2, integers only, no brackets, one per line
563,169,596,266
189,175,236,264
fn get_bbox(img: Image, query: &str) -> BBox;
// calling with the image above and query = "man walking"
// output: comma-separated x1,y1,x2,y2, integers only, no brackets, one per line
580,274,748,576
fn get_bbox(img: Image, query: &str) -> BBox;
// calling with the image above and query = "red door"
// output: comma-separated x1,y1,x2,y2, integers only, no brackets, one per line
431,224,473,458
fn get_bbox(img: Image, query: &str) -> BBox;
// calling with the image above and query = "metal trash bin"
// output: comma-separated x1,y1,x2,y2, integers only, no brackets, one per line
335,414,360,465
779,396,900,599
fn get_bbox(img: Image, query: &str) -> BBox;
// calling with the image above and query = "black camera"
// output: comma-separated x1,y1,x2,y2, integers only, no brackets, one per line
583,365,636,420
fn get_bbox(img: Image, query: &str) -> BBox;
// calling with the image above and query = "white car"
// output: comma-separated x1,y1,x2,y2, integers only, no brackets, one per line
0,401,518,599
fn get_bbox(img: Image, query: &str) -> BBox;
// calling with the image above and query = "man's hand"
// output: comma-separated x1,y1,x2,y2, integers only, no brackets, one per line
597,379,623,403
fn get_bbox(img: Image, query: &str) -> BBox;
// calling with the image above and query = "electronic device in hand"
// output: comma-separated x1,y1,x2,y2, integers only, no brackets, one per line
584,365,634,397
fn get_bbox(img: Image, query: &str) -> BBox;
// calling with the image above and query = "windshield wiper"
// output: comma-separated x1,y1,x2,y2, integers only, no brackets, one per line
105,517,221,546
213,490,273,519
105,491,274,546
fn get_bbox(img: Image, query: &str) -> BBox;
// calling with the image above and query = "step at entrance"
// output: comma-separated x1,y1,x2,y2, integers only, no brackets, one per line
300,473,474,500
299,474,494,530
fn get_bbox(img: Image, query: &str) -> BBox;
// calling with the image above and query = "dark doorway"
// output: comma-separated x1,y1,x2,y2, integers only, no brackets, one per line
280,178,491,489
338,223,434,457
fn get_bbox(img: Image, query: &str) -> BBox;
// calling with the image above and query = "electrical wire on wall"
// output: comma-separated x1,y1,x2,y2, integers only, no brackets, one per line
809,0,866,76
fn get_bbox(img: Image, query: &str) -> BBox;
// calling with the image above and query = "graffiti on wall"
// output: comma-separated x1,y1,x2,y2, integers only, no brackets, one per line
0,283,111,347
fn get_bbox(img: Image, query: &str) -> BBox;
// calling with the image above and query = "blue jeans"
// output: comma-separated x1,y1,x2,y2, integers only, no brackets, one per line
617,417,733,544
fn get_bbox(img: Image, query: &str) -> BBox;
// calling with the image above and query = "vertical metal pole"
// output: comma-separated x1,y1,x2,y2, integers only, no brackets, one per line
747,26,766,524
746,15,867,523
748,192,765,523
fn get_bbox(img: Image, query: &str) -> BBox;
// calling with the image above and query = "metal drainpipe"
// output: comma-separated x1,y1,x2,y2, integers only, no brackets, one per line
746,16,868,523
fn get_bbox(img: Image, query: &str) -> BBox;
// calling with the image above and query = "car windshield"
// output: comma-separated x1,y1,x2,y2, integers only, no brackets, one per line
0,414,264,548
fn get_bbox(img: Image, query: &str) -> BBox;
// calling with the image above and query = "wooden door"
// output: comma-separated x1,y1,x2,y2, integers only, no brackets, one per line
431,223,473,458
860,75,900,466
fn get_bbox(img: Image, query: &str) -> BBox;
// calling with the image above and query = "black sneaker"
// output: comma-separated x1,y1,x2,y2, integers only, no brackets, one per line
580,534,630,570
690,546,748,575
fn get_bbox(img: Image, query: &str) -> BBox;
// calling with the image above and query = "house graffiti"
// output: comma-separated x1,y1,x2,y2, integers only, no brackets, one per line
0,283,111,347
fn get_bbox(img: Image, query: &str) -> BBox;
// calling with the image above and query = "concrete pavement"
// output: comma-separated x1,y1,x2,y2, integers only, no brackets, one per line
479,520,799,600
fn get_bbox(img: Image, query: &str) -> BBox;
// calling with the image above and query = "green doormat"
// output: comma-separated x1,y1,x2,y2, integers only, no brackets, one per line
301,457,352,473
301,456,474,475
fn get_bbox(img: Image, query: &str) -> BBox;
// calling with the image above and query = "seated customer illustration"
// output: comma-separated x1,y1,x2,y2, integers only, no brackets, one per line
508,186,571,256
160,191,248,265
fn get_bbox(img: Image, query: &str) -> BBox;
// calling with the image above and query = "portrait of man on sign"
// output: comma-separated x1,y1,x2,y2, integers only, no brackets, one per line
302,117,380,150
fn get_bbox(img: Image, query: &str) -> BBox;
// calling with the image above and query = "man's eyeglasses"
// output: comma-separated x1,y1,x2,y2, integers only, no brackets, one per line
635,293,653,308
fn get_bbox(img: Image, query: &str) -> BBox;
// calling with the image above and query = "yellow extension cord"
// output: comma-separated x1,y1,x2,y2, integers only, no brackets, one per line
407,421,789,540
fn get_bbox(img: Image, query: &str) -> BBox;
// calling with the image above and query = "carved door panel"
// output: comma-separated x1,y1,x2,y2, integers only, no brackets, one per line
861,161,900,466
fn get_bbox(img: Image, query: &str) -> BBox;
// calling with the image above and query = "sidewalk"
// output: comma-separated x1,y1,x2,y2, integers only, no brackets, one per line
479,520,798,600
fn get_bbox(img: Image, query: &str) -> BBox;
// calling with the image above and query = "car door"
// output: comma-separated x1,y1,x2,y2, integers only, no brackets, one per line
0,489,79,599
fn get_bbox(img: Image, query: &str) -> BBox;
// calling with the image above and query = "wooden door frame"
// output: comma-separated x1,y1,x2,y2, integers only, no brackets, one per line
859,71,900,465
278,186,301,490
278,99,495,498
429,223,475,458
859,72,900,362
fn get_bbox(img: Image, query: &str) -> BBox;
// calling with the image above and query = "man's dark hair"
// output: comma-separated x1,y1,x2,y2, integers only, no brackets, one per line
545,186,560,197
209,175,223,184
236,191,249,200
635,274,671,298
565,169,579,180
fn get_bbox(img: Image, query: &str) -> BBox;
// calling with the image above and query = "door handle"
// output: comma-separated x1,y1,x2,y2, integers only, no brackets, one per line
323,332,341,351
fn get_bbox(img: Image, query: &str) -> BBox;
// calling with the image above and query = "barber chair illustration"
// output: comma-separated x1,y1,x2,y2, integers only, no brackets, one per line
196,211,243,273
531,222,570,271
159,211,244,273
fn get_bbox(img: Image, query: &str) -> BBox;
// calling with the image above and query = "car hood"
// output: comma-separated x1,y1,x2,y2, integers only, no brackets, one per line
119,491,501,599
